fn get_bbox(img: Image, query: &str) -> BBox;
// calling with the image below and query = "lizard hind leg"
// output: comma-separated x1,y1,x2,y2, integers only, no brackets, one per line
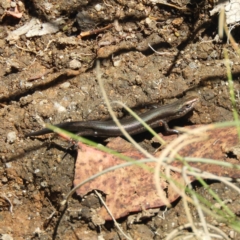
160,120,179,135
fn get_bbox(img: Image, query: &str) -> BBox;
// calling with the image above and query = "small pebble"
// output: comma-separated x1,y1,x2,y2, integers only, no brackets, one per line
7,132,17,143
189,62,198,69
69,59,81,69
1,234,13,240
41,181,48,187
54,102,66,113
13,198,22,205
10,1,16,8
113,59,121,67
17,1,25,12
2,177,8,183
145,17,152,25
94,3,102,11
1,0,11,9
5,162,11,168
229,230,236,239
60,82,70,89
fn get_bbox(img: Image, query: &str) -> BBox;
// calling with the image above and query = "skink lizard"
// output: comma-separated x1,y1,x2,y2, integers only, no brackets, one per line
25,96,198,138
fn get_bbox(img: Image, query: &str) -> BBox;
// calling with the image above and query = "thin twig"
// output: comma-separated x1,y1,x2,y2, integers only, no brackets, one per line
78,24,113,38
94,190,132,240
148,43,176,56
15,44,37,54
1,194,13,213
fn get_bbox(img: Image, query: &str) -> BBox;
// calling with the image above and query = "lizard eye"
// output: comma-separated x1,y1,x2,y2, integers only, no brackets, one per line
185,103,192,109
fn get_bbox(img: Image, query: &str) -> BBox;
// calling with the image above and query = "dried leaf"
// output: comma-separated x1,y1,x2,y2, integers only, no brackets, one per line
170,126,240,179
74,142,169,220
74,126,240,220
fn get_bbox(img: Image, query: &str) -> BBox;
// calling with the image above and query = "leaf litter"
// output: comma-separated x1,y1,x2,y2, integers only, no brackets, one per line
73,126,240,220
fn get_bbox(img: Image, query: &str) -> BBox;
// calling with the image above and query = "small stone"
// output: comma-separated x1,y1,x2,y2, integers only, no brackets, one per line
60,82,70,89
8,59,21,70
5,162,12,168
58,37,77,45
113,59,121,67
7,132,17,143
1,234,13,240
94,4,102,11
145,17,152,25
2,177,8,183
17,1,25,12
229,230,236,239
91,213,105,226
54,102,66,113
10,1,16,8
172,17,183,26
1,0,11,9
189,62,198,69
0,39,5,48
13,198,22,205
69,59,81,69
41,181,48,187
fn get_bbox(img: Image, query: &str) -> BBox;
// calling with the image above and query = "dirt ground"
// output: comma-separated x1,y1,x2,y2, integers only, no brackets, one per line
1,0,240,239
